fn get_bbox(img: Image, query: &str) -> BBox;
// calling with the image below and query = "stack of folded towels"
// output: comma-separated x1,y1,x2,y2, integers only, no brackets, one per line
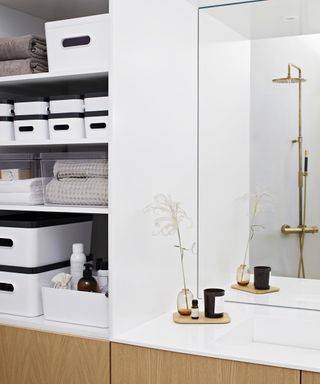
0,178,45,205
0,35,48,77
45,160,108,206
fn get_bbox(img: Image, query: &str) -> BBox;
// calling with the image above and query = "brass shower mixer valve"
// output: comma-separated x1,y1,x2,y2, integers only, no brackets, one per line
281,224,319,235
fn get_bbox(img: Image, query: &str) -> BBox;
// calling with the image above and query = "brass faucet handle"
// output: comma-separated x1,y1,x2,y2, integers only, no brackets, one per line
292,139,298,144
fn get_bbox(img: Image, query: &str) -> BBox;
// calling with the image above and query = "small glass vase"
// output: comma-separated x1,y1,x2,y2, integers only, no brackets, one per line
177,288,193,316
236,264,250,286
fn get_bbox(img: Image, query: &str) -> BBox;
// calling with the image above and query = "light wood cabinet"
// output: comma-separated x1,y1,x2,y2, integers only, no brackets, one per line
111,342,300,384
302,372,320,384
0,325,110,384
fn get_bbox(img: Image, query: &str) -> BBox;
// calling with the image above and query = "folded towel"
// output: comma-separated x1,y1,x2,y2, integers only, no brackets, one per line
0,58,48,77
0,177,46,194
0,192,44,205
53,160,108,180
46,178,108,206
0,35,47,61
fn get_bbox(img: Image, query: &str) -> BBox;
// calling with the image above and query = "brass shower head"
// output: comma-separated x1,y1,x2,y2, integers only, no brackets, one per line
272,63,306,84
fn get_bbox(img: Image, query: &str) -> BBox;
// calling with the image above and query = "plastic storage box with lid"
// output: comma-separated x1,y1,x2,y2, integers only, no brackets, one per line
0,212,92,267
45,14,110,74
0,99,13,116
49,95,84,114
14,97,49,115
40,152,108,207
84,92,109,112
48,113,85,140
14,115,49,142
0,153,37,179
84,111,109,140
0,116,14,141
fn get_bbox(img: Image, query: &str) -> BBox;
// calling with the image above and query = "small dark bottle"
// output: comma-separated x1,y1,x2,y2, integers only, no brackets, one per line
78,263,98,292
191,299,199,320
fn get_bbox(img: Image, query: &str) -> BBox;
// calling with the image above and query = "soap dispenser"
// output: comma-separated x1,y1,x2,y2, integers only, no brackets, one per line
77,263,98,292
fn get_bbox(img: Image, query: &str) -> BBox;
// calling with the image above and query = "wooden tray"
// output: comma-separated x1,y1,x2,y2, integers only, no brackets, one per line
173,312,231,324
231,283,280,294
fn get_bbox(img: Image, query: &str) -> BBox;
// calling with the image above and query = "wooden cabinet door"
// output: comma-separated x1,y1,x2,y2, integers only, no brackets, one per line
302,372,320,384
111,342,299,384
0,325,110,384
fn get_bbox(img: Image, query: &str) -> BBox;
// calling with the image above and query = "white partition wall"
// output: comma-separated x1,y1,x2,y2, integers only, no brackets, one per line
110,0,198,336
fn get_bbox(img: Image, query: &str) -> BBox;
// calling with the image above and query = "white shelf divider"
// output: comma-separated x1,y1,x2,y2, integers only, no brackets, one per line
0,138,108,147
0,204,108,215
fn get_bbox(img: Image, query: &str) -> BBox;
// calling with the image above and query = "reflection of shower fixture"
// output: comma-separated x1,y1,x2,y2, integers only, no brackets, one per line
273,64,319,278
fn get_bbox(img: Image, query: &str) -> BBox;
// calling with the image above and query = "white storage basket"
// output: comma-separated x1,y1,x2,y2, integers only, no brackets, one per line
0,213,92,268
14,97,49,115
84,92,109,112
0,265,69,317
85,111,109,140
0,117,14,141
0,100,13,116
49,95,84,114
49,113,85,140
14,115,49,142
45,14,110,74
42,287,109,328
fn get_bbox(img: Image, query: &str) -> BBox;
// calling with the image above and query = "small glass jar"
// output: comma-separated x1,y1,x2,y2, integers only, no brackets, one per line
177,288,193,316
236,264,250,286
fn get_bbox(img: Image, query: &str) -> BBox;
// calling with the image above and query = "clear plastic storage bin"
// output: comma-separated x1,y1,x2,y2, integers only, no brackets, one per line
40,152,108,207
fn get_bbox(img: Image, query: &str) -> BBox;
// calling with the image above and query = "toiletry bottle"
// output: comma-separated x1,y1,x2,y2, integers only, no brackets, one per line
97,261,108,294
70,243,86,290
78,263,98,292
191,299,199,320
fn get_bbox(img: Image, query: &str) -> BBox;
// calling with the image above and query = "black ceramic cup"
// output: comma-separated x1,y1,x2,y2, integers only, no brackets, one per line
254,266,271,290
204,288,225,318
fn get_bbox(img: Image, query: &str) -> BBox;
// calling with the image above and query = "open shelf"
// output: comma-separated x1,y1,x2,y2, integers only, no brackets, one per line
0,138,108,147
0,204,108,215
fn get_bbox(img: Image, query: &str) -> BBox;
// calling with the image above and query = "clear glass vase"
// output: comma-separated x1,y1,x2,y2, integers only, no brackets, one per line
177,288,193,316
236,264,250,286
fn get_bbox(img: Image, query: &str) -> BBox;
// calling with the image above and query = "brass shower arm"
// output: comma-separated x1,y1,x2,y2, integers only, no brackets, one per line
288,63,302,78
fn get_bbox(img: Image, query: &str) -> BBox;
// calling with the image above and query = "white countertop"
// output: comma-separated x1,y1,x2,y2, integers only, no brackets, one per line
112,301,320,373
0,312,110,340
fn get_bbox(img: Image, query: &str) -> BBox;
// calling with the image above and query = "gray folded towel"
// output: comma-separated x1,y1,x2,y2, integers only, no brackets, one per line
53,160,108,179
0,35,47,61
45,178,108,206
0,58,48,77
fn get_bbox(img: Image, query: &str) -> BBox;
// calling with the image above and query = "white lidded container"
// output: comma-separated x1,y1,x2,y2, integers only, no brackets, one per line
0,116,14,141
49,113,85,140
49,95,84,114
14,97,49,115
14,115,49,142
0,212,92,268
42,287,109,327
84,92,109,112
0,265,70,317
45,14,110,74
0,99,14,116
84,111,109,140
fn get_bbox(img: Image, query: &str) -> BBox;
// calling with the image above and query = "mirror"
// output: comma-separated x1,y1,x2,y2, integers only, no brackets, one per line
198,0,320,302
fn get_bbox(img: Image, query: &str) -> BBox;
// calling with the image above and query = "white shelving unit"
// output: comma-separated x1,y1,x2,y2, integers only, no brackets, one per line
0,204,108,214
0,138,109,147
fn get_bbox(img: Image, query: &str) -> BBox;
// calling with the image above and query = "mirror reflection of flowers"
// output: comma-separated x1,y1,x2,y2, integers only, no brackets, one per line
145,194,196,315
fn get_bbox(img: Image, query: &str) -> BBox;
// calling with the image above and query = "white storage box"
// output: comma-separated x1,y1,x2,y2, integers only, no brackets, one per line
45,14,110,74
0,265,69,317
84,92,108,112
42,287,109,328
85,111,109,140
0,99,13,116
49,95,84,114
0,117,14,141
14,115,49,142
14,97,49,115
49,113,85,140
0,212,92,267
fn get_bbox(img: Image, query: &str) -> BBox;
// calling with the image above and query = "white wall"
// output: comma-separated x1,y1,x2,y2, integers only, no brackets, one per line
0,4,44,36
250,35,320,279
110,0,198,336
198,11,250,291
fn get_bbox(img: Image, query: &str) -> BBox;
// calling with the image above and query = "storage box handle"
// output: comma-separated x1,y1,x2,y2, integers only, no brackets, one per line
90,122,106,130
54,124,69,131
0,283,14,292
19,126,34,132
0,238,13,247
62,35,91,48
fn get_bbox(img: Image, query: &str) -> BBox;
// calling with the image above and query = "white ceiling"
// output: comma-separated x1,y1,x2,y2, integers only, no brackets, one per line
203,0,320,40
0,0,108,21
